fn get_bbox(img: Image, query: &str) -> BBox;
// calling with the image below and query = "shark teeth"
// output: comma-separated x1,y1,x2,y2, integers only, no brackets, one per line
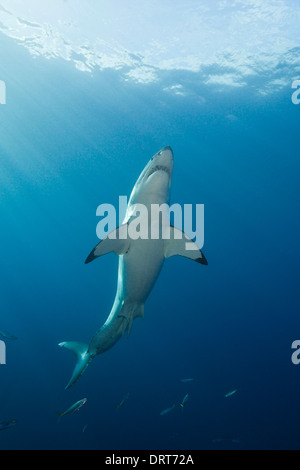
147,165,170,178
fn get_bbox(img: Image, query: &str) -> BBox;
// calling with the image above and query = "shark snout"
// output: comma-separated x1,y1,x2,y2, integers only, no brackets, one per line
156,146,173,159
161,146,173,153
133,146,174,192
153,146,174,173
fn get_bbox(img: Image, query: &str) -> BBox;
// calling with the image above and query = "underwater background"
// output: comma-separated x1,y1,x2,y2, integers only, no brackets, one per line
0,1,300,450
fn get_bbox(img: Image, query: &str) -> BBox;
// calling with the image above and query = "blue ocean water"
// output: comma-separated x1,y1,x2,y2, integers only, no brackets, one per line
0,28,300,451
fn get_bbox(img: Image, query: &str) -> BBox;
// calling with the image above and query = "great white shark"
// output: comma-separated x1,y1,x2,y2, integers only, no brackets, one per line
59,146,207,389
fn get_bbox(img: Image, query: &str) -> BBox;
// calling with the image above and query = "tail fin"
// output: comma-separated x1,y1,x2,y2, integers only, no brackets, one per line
58,341,93,390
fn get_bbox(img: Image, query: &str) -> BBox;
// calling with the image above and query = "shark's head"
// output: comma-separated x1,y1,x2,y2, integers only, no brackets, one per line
130,146,174,205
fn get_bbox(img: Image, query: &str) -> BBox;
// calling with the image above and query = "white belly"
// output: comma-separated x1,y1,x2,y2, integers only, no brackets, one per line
117,237,165,304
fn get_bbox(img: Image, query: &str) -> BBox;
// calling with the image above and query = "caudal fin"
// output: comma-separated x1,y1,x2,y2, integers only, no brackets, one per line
58,341,93,390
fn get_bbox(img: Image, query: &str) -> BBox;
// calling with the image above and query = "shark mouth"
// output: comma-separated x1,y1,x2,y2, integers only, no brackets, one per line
147,165,171,178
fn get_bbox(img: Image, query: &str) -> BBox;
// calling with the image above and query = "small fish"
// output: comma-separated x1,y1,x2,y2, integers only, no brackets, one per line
0,330,18,340
115,392,130,409
224,389,238,398
180,378,196,383
180,393,189,408
57,398,87,418
160,404,175,416
82,424,88,433
0,419,18,431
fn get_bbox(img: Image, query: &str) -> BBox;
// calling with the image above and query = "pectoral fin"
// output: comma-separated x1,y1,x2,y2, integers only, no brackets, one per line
164,226,208,265
85,224,130,264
